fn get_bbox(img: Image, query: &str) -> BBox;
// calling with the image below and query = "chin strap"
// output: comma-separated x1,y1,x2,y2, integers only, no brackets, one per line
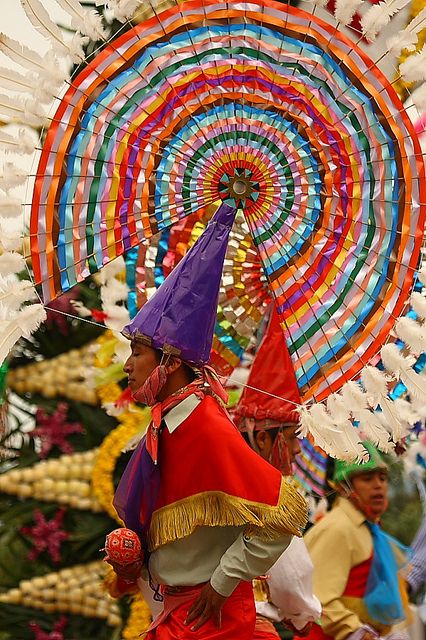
346,488,388,523
132,365,228,465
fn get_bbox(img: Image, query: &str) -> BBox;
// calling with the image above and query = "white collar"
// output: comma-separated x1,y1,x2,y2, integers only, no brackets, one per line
163,394,202,433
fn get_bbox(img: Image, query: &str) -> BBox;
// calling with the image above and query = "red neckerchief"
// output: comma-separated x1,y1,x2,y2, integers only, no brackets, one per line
147,366,228,464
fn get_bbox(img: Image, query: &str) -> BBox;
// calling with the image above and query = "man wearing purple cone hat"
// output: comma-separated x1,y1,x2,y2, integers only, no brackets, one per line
109,203,308,639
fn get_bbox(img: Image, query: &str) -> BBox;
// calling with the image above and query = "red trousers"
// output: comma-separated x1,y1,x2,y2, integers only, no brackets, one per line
253,616,280,640
145,581,255,639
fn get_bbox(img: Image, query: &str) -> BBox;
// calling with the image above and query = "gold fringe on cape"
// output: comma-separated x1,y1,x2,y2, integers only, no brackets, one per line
148,477,308,551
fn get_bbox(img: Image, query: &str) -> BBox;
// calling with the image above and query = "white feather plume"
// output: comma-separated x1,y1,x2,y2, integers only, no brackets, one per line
0,65,58,103
303,0,328,6
381,343,426,401
327,393,370,460
361,0,411,41
70,300,92,318
0,66,36,95
0,129,35,155
0,232,22,252
0,93,46,127
0,37,67,89
67,32,89,64
114,333,131,364
341,381,392,451
409,83,426,112
102,303,130,331
400,45,426,83
387,6,426,55
410,291,426,320
360,365,404,441
0,33,46,73
395,316,426,354
101,280,129,306
0,304,46,366
419,266,426,288
0,162,28,192
20,0,69,53
393,397,422,426
0,252,26,276
54,0,107,41
298,404,335,454
334,0,363,26
0,195,22,219
108,0,142,22
0,277,35,309
99,256,126,283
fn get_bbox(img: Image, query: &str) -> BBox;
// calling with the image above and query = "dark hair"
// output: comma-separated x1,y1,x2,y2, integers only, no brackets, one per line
241,427,280,445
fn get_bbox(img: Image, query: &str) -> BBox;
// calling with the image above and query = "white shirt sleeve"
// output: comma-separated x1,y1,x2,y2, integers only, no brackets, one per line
262,536,321,629
210,531,292,597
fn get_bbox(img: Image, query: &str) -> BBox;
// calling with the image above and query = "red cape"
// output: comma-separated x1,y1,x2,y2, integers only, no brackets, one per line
147,395,307,551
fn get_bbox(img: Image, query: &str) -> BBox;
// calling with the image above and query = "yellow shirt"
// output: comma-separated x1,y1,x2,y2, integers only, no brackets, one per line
305,497,377,640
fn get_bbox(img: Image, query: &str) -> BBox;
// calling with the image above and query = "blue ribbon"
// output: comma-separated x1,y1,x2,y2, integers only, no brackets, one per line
364,521,408,625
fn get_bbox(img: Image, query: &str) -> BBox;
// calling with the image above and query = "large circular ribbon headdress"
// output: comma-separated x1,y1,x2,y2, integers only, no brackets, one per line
29,0,425,403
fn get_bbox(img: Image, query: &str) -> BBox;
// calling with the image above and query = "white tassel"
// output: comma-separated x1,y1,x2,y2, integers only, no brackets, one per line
0,93,46,127
0,129,35,155
381,343,426,401
0,195,22,218
360,366,404,441
0,163,28,192
361,0,411,41
0,252,26,276
107,0,142,22
54,0,107,41
388,6,426,55
400,45,426,83
334,0,363,26
0,304,46,365
411,291,426,320
395,316,426,354
341,381,392,451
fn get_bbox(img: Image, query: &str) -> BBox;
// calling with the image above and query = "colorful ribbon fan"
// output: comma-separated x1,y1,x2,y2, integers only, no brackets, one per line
30,0,425,402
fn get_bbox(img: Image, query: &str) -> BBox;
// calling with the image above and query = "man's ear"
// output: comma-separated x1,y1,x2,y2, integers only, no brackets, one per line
254,430,269,452
335,482,351,498
165,356,183,374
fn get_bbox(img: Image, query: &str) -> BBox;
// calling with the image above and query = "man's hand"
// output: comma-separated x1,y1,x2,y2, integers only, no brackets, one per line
105,558,143,582
184,582,227,631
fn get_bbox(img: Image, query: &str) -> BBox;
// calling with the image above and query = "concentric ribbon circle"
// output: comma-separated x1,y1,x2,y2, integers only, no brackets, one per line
31,0,425,400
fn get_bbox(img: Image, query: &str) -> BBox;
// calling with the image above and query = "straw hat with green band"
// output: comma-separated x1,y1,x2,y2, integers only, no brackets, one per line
333,442,388,485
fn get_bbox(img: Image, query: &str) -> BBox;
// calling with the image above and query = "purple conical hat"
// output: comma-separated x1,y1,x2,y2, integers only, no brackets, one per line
122,203,236,366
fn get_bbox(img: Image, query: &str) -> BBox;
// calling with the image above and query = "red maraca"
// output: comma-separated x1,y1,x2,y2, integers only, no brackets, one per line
104,527,142,566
